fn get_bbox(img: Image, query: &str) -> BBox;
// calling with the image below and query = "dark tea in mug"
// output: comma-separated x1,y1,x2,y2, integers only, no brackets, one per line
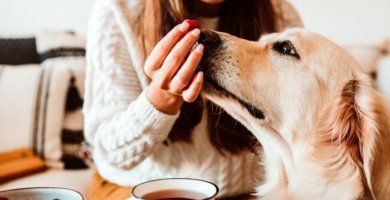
131,178,218,200
141,189,208,200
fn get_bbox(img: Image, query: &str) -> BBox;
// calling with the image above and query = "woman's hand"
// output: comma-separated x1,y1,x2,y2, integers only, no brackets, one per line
144,21,204,115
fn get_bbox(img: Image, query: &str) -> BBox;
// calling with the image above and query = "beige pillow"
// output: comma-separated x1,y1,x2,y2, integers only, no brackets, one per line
0,65,42,152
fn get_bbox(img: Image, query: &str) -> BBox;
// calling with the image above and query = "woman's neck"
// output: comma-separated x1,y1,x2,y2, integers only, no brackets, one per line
193,1,222,18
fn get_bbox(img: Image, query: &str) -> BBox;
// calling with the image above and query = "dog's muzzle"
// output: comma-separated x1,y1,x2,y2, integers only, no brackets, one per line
197,30,266,120
197,30,222,72
197,30,223,92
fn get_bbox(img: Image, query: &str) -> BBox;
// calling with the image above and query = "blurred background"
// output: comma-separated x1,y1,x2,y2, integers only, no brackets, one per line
0,0,389,197
1,0,390,45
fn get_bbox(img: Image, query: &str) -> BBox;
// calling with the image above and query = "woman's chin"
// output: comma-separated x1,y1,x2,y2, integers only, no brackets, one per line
199,0,225,5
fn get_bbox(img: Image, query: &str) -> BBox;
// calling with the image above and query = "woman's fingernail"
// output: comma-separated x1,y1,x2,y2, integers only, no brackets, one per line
196,71,204,82
191,29,200,37
179,22,190,32
195,44,204,53
184,19,199,30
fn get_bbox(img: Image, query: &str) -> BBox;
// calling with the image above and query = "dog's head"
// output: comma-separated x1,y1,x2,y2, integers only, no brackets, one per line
199,28,390,198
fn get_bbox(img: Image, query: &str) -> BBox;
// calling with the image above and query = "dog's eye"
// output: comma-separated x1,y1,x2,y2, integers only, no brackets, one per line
273,40,300,59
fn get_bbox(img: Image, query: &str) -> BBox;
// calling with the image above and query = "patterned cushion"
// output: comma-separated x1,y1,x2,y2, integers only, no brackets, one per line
36,30,88,169
0,38,40,65
0,63,73,171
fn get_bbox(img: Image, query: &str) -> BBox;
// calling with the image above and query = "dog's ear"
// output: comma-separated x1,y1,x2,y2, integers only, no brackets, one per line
317,79,390,199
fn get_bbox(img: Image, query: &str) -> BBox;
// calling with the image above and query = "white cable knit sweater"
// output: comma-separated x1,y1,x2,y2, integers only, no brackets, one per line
84,0,302,197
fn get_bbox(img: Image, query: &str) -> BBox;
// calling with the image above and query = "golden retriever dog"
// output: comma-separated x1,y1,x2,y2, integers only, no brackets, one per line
198,28,390,200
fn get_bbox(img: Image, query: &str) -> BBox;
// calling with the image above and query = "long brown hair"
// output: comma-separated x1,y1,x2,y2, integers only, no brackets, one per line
136,0,277,154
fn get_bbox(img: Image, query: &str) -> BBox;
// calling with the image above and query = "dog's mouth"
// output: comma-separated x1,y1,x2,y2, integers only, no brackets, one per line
202,75,266,120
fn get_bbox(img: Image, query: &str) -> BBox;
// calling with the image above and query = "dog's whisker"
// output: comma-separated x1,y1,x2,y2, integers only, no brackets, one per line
215,112,221,127
214,107,225,127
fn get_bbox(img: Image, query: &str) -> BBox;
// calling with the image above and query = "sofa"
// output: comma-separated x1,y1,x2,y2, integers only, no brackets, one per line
0,30,94,196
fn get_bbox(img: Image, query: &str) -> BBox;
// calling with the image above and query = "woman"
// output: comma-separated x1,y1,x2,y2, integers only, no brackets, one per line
84,0,302,199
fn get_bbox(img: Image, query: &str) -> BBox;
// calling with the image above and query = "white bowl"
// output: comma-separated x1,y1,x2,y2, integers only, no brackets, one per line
0,187,84,200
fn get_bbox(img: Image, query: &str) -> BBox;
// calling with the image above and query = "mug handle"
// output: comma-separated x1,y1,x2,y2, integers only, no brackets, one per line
126,196,141,200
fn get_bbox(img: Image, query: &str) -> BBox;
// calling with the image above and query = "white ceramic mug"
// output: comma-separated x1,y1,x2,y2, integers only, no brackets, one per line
0,187,84,200
130,178,219,200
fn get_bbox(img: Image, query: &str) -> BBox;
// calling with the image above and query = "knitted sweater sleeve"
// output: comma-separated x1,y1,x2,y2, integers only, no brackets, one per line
83,0,179,170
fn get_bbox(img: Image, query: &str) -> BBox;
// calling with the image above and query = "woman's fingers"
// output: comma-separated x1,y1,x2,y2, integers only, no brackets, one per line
144,22,190,78
182,71,204,102
169,44,204,94
156,29,201,90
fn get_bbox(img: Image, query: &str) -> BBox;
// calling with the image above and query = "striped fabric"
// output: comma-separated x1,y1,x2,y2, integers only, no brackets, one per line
32,67,70,167
40,47,85,61
36,30,88,169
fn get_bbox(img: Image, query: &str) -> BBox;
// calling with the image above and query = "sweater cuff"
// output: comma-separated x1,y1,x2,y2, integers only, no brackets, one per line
129,88,180,141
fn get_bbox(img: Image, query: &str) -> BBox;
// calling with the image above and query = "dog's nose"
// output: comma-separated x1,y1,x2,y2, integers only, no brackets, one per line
197,30,221,73
198,30,220,45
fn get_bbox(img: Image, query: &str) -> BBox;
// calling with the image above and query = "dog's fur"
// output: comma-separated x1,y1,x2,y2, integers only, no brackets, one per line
199,28,390,200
